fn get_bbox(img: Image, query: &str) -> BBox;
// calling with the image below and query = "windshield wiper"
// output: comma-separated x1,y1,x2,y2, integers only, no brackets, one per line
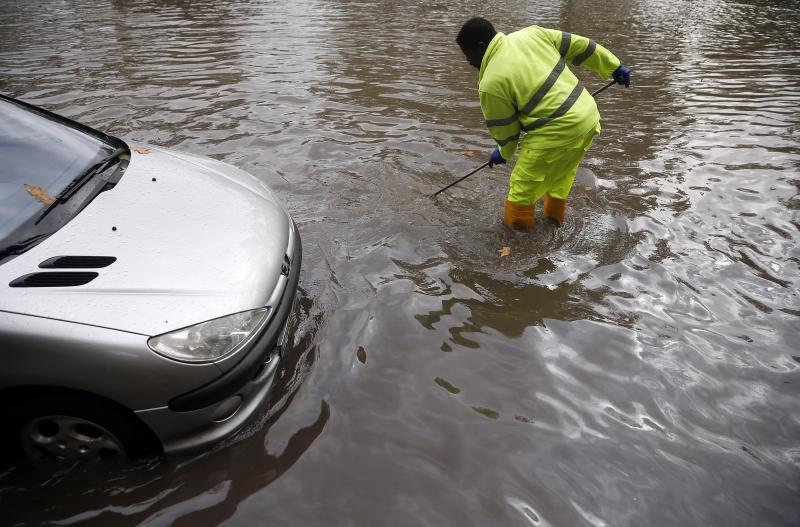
0,233,51,262
34,147,127,225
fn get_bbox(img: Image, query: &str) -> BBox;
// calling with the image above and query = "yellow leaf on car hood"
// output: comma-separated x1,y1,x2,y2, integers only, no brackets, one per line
24,184,55,205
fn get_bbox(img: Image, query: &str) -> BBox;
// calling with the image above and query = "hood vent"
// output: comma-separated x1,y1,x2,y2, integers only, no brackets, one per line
9,272,99,288
39,256,116,269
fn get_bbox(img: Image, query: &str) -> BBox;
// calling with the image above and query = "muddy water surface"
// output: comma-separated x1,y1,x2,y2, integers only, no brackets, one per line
1,0,799,525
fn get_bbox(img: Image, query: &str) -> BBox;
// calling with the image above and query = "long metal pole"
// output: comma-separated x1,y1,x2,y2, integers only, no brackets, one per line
430,161,490,198
591,79,616,98
431,80,616,197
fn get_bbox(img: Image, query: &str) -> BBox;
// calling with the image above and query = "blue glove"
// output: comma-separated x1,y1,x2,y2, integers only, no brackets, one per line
613,64,631,87
488,147,506,168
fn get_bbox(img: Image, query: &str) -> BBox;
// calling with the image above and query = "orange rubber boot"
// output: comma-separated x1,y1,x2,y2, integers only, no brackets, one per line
503,200,535,229
543,195,567,225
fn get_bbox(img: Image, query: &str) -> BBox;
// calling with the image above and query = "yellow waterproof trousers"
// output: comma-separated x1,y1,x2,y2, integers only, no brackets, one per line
507,122,601,205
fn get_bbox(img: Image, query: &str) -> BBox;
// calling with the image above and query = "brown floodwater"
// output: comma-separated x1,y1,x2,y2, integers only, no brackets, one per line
1,0,799,525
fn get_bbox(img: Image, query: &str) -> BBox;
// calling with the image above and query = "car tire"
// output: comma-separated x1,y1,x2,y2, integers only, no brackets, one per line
0,389,162,465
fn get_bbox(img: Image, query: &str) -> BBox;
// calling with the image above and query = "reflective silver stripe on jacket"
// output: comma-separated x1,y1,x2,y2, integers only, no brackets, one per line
572,40,596,66
559,32,571,56
522,82,585,131
486,114,518,128
496,133,519,146
521,57,566,115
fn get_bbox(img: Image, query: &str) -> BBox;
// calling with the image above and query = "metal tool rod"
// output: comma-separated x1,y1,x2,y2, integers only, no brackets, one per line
431,161,490,197
591,79,616,98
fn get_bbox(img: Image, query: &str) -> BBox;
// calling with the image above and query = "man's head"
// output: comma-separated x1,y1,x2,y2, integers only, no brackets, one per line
456,17,497,70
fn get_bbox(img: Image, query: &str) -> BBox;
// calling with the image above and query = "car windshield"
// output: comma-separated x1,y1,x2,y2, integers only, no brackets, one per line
0,97,117,243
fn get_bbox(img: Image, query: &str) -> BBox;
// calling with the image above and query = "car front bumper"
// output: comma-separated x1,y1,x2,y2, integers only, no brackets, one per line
134,227,301,454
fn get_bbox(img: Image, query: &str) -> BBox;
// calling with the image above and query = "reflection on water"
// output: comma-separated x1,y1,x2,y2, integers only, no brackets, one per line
1,0,799,525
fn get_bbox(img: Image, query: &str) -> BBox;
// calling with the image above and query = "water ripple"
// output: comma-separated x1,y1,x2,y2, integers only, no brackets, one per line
1,0,799,526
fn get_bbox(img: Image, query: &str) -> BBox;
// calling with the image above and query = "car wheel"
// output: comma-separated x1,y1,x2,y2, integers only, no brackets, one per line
1,390,162,465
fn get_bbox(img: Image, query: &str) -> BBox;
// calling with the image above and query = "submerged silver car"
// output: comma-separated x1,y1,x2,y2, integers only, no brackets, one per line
0,94,301,463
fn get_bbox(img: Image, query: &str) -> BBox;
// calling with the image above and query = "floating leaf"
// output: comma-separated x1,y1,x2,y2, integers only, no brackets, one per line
435,377,461,395
24,184,55,205
497,246,512,257
132,146,151,155
460,150,476,158
356,346,367,364
471,406,500,419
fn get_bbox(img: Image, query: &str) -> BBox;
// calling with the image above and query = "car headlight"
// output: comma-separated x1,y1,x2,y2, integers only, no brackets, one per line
148,308,270,363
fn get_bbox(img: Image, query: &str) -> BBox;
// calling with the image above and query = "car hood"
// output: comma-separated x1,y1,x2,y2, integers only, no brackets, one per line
0,145,292,336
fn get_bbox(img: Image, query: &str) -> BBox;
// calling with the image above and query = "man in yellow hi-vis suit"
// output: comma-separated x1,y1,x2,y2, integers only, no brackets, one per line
456,17,631,228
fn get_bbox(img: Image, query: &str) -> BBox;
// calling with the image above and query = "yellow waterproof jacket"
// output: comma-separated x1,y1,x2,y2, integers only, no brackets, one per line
478,26,620,159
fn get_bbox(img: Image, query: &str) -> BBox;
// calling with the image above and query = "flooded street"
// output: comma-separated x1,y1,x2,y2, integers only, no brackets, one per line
2,0,799,524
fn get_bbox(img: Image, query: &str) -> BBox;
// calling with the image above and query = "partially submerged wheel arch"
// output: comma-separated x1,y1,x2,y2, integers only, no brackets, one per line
0,385,163,463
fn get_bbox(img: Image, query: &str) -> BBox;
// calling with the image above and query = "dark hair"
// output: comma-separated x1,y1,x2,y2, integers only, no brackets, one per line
456,17,497,50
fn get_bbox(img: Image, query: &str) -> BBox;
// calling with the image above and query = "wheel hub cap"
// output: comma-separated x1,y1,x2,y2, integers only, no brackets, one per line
20,415,125,461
